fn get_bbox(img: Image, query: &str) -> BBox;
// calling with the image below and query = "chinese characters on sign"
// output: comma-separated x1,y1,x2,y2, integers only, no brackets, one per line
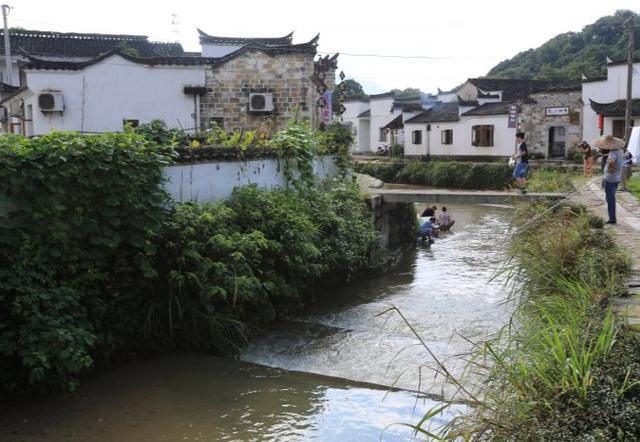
507,104,518,128
545,106,569,116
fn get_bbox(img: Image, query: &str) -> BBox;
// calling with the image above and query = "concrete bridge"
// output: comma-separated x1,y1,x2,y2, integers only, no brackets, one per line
373,188,567,205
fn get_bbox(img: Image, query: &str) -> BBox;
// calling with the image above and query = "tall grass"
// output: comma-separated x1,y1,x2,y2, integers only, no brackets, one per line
412,204,637,440
526,169,574,193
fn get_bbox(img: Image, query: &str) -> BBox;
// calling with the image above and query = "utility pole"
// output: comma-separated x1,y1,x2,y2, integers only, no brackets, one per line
1,4,11,87
624,15,634,144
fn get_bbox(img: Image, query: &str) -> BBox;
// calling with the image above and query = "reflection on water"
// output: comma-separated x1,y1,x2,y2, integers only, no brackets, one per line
0,204,511,442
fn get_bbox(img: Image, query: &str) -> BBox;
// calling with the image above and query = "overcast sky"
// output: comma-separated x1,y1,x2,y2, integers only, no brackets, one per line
8,0,639,93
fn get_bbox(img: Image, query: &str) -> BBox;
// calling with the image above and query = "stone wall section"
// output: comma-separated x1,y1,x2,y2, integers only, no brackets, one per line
200,50,323,132
520,90,582,158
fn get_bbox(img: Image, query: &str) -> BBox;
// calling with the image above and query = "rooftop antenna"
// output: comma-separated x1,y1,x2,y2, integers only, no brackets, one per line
171,13,180,43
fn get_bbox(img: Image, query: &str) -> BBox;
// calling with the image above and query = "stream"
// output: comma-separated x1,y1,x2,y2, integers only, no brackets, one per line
0,203,513,442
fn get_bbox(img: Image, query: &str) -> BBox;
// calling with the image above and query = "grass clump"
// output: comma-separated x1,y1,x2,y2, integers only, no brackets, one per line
420,204,638,440
527,169,575,193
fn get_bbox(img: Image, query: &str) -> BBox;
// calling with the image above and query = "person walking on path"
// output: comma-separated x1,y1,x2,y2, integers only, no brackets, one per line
594,135,625,224
511,132,529,193
579,141,593,177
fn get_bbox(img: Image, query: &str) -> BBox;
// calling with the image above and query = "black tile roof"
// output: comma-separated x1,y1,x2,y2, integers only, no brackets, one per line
466,78,553,101
458,98,479,107
461,101,512,116
582,76,607,83
23,49,217,70
0,85,27,104
404,102,459,124
607,58,640,67
0,82,19,94
356,109,370,118
198,29,294,46
0,29,184,58
368,92,395,99
589,99,640,117
383,114,404,129
23,38,321,71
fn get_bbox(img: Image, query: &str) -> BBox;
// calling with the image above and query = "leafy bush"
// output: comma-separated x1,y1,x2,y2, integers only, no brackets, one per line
133,119,188,147
0,132,170,393
356,160,513,190
147,183,378,354
0,131,376,393
391,143,404,157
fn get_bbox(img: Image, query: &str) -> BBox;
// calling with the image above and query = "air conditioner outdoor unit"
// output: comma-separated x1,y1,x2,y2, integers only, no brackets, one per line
249,93,274,112
38,92,64,112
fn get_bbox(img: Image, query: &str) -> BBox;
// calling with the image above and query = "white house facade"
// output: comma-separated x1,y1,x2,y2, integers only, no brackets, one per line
2,53,207,135
582,59,640,143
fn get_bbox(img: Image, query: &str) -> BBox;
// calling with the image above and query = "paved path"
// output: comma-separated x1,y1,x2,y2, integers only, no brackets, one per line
571,181,640,331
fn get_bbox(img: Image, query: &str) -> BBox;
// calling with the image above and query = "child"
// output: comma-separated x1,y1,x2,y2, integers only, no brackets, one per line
438,207,455,232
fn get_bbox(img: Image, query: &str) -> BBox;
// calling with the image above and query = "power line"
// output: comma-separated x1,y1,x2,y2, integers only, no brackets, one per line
317,51,506,60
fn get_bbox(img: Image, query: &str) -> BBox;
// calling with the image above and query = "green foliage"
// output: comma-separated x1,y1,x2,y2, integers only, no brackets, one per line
488,10,640,84
268,119,318,189
0,132,170,393
0,131,376,394
390,87,423,99
133,119,188,147
527,169,575,193
435,206,636,440
204,123,259,150
149,183,378,352
340,79,367,100
390,143,404,157
317,123,353,177
356,160,513,190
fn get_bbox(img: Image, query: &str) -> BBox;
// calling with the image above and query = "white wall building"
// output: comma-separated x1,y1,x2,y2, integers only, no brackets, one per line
582,59,640,143
1,51,208,135
342,98,371,153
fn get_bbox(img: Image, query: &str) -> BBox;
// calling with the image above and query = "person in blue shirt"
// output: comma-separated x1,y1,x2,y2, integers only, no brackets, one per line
593,135,625,224
418,217,435,243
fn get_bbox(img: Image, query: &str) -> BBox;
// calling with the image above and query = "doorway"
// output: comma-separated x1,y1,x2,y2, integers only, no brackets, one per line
548,126,566,158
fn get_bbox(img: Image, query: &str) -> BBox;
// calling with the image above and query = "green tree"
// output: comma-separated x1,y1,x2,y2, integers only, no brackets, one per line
390,87,423,99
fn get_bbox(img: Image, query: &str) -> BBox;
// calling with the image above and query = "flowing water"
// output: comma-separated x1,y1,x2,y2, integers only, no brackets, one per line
0,204,513,442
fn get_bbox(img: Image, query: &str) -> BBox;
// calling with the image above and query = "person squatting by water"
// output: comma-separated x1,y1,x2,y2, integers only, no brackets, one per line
438,206,455,232
512,132,529,194
421,205,437,217
593,135,625,224
418,217,435,243
579,141,593,177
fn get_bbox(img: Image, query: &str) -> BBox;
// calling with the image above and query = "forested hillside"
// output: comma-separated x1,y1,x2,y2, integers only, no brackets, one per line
488,10,639,84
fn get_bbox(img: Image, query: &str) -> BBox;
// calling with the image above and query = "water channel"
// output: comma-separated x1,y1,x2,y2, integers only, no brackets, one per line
0,203,513,442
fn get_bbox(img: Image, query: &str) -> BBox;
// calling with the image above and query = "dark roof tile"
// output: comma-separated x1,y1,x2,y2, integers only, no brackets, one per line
466,78,553,101
590,99,640,117
356,109,370,118
197,29,294,46
0,29,184,58
404,102,459,124
461,101,512,116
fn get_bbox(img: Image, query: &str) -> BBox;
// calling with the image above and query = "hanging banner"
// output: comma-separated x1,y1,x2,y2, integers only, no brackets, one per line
507,104,518,128
322,91,333,123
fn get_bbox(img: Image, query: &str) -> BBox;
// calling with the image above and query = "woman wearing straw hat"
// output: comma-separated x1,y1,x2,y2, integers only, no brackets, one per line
593,135,625,224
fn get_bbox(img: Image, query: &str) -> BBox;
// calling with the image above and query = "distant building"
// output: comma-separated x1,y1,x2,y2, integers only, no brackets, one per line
582,58,640,144
0,29,337,135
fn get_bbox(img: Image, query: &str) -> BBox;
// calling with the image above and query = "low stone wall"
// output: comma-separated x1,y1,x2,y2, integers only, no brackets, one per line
367,194,417,248
164,155,338,203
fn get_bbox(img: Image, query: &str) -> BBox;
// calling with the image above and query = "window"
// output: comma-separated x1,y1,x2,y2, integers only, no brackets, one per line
471,125,494,147
613,119,635,139
411,130,422,144
441,129,453,145
209,117,224,130
123,119,139,128
379,127,388,142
